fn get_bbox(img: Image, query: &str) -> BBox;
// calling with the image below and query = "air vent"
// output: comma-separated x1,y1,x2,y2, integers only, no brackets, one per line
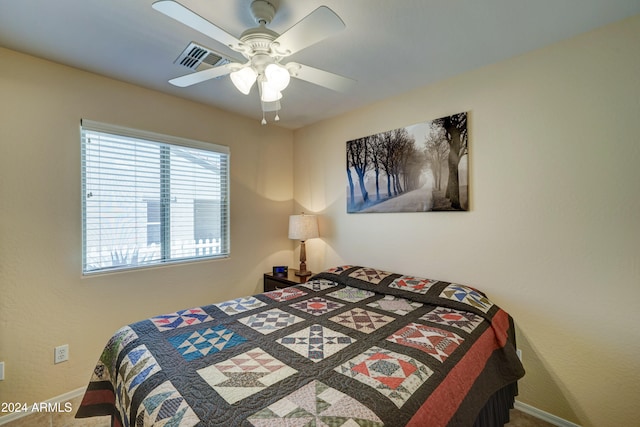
175,42,231,71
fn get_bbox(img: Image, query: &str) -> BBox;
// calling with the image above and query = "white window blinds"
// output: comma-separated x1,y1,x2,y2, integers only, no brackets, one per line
81,120,230,274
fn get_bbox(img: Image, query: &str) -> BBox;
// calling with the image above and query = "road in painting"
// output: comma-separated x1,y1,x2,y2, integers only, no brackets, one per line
346,112,468,213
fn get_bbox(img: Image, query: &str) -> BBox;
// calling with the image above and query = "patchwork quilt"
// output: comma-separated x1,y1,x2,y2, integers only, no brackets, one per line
76,266,525,426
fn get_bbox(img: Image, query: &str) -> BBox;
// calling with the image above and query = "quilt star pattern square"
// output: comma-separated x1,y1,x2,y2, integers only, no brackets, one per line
109,326,138,356
239,309,304,334
325,265,354,274
264,287,307,302
116,345,161,414
246,380,383,426
389,276,437,294
151,308,213,331
214,296,267,315
440,284,494,313
289,297,345,316
335,346,433,408
367,295,423,316
349,267,394,284
197,348,297,404
276,324,356,362
299,279,338,292
330,308,395,333
99,326,139,380
326,285,376,303
135,380,200,427
387,323,464,363
167,326,247,361
420,307,484,333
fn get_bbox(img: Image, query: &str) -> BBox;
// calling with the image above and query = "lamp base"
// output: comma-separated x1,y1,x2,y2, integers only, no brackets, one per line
295,242,312,277
295,269,312,277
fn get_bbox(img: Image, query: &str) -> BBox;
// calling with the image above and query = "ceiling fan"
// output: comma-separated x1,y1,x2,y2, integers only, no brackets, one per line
152,0,355,124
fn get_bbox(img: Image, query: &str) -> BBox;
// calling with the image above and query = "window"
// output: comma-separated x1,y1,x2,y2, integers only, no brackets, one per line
81,120,229,274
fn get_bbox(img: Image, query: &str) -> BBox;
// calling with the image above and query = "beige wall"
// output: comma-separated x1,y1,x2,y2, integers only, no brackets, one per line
293,15,640,427
0,48,294,404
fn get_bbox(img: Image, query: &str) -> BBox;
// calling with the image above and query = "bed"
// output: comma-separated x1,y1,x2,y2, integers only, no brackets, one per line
76,265,525,426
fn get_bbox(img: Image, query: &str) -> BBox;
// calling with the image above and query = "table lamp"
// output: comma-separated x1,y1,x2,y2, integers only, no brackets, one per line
288,213,319,276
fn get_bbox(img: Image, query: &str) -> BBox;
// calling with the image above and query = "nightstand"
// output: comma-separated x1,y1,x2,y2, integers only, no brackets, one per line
264,269,312,292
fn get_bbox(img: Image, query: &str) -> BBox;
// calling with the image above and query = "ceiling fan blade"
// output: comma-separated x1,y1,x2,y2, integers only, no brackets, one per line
287,62,355,92
169,63,234,87
272,6,345,57
152,0,243,50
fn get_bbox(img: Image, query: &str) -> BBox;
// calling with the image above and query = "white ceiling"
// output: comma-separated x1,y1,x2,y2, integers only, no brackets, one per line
1,0,639,129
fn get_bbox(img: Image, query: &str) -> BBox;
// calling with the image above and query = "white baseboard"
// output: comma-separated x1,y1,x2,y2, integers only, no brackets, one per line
0,387,85,425
515,400,582,427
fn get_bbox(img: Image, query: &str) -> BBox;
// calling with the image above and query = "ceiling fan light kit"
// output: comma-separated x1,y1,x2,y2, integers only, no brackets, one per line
229,66,257,95
264,63,290,92
152,0,355,124
259,78,283,103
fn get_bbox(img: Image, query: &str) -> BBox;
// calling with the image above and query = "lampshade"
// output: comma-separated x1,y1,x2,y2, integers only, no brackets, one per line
264,63,290,91
230,66,257,95
260,80,283,102
288,214,319,241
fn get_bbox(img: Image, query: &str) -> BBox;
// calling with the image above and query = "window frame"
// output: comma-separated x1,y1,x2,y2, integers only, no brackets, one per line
80,119,230,275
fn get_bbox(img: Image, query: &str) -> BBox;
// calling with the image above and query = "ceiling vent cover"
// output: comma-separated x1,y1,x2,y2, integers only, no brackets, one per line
175,42,231,71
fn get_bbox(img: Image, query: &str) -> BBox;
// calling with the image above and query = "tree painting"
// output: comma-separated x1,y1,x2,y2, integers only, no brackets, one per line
346,112,468,213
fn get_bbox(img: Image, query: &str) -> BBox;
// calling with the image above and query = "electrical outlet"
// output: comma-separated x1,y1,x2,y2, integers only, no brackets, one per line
0,361,4,380
54,344,69,364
